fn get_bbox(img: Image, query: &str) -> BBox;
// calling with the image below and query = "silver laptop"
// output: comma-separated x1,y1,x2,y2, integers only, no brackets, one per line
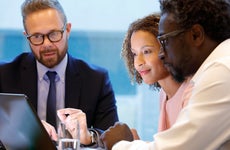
0,93,56,150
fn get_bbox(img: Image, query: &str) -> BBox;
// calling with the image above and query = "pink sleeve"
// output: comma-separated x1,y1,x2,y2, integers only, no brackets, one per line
158,89,167,132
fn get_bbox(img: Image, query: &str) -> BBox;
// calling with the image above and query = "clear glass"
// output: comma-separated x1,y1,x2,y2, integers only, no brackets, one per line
58,121,80,150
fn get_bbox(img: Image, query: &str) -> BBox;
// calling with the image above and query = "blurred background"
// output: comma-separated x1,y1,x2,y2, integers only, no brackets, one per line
0,0,161,141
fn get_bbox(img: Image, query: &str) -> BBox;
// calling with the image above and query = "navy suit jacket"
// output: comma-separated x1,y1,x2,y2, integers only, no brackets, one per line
0,52,118,130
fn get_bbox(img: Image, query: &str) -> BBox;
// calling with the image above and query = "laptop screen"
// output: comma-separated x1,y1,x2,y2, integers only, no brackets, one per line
0,93,56,150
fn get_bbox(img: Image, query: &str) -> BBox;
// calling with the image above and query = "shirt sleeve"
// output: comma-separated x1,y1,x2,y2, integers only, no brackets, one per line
153,60,230,150
112,140,155,150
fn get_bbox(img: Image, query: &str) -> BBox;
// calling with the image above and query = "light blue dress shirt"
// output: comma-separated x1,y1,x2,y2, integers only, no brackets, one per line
37,54,67,121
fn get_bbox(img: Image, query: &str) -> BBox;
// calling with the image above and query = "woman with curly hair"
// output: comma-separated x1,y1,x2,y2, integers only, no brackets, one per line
121,13,191,133
101,13,192,150
102,0,230,149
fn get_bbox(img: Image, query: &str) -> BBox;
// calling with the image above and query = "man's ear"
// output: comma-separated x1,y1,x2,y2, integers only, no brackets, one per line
23,31,27,36
66,23,72,39
190,24,205,47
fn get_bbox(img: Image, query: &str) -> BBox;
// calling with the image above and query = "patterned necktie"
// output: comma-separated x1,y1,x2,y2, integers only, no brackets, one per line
46,71,57,129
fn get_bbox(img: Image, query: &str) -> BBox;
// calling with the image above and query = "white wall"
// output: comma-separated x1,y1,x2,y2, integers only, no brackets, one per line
0,0,160,31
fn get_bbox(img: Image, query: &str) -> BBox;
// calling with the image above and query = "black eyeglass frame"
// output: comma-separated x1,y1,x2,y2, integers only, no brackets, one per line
157,29,186,51
26,23,67,46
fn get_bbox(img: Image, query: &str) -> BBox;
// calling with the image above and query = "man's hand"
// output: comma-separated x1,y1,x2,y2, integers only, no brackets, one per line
41,120,58,141
57,108,92,145
100,122,134,150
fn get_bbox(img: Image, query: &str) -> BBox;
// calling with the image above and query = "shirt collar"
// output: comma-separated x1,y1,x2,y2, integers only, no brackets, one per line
192,39,230,82
37,54,68,82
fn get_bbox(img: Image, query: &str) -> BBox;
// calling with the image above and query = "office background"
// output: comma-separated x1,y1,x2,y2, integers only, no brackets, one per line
0,0,161,141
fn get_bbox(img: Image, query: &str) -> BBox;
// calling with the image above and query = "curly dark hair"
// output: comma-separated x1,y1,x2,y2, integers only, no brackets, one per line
121,13,161,89
159,0,230,43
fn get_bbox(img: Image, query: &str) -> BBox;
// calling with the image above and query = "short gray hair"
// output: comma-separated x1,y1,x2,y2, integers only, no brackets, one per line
21,0,67,30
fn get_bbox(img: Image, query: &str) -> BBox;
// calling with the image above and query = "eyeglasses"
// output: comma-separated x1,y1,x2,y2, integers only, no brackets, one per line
157,29,185,51
26,24,66,46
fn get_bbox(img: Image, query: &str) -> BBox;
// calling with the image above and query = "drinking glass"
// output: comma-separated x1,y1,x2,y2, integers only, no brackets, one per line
58,120,80,150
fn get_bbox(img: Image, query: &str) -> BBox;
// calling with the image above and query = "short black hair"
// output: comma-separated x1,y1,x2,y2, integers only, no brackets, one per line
159,0,230,43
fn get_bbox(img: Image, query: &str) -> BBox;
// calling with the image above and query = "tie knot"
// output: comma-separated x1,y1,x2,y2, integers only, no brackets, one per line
46,71,57,82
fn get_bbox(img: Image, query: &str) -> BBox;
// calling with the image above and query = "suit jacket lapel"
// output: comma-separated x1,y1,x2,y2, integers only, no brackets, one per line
65,55,82,108
20,53,38,111
18,53,82,111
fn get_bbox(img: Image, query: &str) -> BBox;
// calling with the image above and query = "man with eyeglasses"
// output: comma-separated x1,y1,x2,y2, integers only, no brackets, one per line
26,23,67,46
0,0,118,148
100,0,230,149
